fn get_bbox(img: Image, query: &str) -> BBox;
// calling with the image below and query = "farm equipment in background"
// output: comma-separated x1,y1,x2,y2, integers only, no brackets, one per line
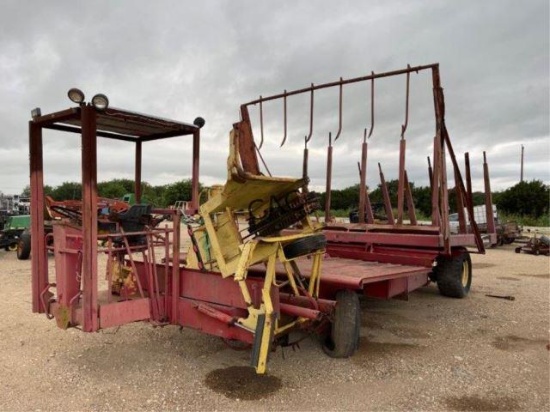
0,215,30,252
28,64,493,374
449,204,521,246
515,233,550,256
14,195,133,260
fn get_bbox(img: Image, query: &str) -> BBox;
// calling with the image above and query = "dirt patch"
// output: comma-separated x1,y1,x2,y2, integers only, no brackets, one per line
496,276,521,281
353,337,420,360
204,366,282,400
492,335,548,351
445,394,520,411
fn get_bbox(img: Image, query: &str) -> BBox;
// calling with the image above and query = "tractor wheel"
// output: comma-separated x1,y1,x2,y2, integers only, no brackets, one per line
7,242,18,252
322,290,360,358
283,234,326,260
17,233,31,260
433,250,472,299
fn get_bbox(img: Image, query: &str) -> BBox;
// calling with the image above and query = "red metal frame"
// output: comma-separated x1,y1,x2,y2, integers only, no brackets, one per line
240,63,496,300
29,65,497,350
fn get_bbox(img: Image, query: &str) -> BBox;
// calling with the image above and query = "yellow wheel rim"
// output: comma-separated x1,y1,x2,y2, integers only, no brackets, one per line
8,243,17,251
461,260,470,287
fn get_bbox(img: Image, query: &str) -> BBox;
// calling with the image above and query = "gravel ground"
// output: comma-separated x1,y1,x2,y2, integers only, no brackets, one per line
0,242,548,411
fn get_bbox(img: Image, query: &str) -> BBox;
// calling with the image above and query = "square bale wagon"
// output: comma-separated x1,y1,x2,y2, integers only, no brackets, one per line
28,64,494,373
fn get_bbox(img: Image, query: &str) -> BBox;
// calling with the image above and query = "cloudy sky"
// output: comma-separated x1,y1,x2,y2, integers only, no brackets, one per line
1,0,548,196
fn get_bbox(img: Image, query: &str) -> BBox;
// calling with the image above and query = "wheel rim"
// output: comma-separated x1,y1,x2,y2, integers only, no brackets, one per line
461,259,470,287
8,243,17,251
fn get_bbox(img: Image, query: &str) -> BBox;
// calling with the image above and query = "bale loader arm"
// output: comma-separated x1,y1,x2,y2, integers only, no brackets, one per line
185,127,326,373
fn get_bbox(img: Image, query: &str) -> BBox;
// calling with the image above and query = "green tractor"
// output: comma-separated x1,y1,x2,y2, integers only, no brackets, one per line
0,215,30,255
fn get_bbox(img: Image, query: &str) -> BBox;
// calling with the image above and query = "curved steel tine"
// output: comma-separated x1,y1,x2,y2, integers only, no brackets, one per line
334,78,343,141
368,71,374,138
259,96,264,149
401,64,410,139
280,90,288,147
306,84,314,143
363,127,367,144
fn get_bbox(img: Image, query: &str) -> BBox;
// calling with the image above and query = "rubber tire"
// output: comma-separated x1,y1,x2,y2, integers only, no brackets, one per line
433,251,472,299
283,234,326,259
322,290,360,358
17,233,31,260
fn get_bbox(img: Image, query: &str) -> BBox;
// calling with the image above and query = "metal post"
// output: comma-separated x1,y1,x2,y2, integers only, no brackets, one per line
483,152,496,235
520,145,524,182
191,129,200,213
358,130,367,223
324,133,333,222
29,121,48,313
378,163,395,225
135,141,142,203
397,137,406,224
302,138,309,180
81,105,98,332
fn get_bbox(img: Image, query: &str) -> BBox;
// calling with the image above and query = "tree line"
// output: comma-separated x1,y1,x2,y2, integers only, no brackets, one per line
22,178,198,209
22,178,548,221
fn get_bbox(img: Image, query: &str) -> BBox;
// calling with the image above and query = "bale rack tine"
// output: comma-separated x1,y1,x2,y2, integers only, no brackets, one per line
334,78,343,142
280,90,287,147
306,84,314,143
258,96,264,149
368,71,375,138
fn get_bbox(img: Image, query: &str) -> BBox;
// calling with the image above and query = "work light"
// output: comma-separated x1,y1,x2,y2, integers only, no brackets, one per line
193,117,205,129
67,88,85,104
91,94,109,111
31,107,42,119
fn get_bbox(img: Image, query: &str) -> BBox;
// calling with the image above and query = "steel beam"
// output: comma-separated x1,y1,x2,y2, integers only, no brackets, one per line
29,121,48,313
80,105,99,332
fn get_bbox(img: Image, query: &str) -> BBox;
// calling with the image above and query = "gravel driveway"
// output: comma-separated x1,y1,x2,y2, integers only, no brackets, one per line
0,243,548,411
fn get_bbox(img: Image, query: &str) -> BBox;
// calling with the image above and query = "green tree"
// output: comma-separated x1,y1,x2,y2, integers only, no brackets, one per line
162,179,198,207
496,180,549,218
51,182,82,200
21,184,53,198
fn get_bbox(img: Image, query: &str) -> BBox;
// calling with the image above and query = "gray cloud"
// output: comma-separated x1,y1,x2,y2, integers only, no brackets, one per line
0,0,548,197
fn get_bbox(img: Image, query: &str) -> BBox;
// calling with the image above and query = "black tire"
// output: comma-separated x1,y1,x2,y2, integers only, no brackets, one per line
322,290,360,358
515,247,521,254
17,233,31,260
283,234,326,259
433,250,472,298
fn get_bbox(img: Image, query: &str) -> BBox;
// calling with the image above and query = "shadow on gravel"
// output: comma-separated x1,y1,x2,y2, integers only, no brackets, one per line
473,263,496,269
445,394,520,411
496,276,521,281
492,335,548,351
519,273,549,279
204,366,282,400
